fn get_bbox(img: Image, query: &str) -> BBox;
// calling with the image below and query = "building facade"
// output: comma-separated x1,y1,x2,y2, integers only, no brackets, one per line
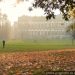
13,15,70,40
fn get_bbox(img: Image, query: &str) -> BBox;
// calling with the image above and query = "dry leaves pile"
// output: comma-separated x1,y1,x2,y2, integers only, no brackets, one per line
0,49,75,75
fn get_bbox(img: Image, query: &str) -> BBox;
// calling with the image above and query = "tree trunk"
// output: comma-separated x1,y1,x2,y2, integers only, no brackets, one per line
72,38,74,45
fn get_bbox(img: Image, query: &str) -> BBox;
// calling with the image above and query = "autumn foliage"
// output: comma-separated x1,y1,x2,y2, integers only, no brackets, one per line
0,49,75,75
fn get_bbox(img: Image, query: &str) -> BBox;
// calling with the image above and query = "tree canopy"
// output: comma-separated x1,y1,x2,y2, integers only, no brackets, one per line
32,0,75,20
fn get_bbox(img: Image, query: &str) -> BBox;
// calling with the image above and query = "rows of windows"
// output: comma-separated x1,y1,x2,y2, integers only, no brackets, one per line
13,21,70,39
16,30,67,37
16,23,67,30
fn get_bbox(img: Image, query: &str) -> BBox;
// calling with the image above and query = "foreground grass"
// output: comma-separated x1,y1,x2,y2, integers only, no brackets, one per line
0,39,75,52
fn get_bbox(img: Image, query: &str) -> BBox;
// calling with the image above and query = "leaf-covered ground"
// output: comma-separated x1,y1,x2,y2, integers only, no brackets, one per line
0,49,75,75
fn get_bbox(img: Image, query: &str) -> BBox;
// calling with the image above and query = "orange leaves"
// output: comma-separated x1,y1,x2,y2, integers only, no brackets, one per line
16,0,24,4
68,8,75,19
0,50,75,74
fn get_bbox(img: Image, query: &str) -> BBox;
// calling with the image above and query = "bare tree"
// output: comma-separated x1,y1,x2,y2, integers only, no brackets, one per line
0,13,11,40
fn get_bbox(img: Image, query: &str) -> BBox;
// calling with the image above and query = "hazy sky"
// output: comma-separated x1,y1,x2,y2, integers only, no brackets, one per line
0,0,60,24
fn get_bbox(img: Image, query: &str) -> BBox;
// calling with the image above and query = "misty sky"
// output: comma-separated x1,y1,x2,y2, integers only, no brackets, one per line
0,0,60,24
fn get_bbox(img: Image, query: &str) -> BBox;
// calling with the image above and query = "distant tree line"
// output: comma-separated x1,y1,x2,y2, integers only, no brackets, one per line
0,13,11,40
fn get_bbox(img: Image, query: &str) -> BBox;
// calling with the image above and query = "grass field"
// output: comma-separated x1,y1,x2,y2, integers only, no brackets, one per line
0,39,75,52
0,39,75,75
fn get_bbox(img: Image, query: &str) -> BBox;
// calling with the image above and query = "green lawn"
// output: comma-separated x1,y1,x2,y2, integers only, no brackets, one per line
0,39,75,52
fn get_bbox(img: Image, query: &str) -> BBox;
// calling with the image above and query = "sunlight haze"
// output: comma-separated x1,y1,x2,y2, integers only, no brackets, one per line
0,0,60,25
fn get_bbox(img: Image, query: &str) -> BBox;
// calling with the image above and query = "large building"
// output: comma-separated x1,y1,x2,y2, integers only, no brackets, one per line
12,15,71,40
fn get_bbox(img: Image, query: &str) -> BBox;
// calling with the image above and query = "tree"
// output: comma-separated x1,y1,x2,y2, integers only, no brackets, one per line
68,8,75,18
0,13,11,40
66,8,75,45
31,0,75,20
67,22,75,45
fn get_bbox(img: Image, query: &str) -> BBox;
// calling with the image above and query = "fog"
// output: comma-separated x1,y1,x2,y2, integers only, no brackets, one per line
0,13,11,40
0,13,71,40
